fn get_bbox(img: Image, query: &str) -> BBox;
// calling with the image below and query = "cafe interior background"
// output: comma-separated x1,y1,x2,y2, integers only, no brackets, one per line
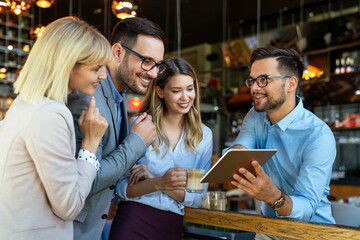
0,0,360,235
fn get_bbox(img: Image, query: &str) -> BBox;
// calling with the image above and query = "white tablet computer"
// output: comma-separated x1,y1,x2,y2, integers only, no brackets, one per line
200,149,277,183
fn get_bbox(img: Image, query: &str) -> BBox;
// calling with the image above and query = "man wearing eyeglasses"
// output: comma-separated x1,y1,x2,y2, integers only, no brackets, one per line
228,47,336,239
67,18,165,240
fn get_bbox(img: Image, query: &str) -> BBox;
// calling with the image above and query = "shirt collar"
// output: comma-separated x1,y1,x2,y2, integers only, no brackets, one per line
105,66,125,103
265,96,303,131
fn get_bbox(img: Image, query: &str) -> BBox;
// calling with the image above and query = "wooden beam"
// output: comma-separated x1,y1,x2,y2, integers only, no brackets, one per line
184,208,360,240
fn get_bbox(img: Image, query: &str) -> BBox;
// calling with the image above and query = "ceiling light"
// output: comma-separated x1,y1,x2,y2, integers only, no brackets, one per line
30,25,45,38
0,0,8,13
35,0,54,8
112,0,137,20
6,0,31,15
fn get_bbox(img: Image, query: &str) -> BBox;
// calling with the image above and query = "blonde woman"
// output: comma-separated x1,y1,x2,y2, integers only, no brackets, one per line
0,17,112,239
109,57,213,240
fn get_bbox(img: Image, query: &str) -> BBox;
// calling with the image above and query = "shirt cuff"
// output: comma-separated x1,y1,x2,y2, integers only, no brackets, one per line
115,178,129,200
182,190,195,206
288,195,312,220
77,149,100,171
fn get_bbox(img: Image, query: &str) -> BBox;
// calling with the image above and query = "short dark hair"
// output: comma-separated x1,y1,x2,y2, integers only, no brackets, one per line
250,46,304,82
110,18,166,48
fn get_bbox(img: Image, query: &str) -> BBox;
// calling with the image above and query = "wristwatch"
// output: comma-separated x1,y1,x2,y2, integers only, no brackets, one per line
269,190,285,210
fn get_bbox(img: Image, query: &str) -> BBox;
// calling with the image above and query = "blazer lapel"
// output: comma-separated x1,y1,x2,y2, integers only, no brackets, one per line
98,79,119,146
118,100,128,143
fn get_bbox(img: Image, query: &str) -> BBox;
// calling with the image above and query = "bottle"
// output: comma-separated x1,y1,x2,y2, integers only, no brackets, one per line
335,113,341,128
351,58,355,72
334,59,340,75
340,58,346,74
355,113,360,127
345,57,352,73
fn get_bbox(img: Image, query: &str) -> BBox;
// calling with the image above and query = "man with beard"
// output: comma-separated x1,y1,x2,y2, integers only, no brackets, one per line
67,18,165,240
228,47,336,239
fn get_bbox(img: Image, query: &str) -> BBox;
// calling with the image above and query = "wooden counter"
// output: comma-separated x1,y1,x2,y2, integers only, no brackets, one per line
183,208,360,240
330,184,360,200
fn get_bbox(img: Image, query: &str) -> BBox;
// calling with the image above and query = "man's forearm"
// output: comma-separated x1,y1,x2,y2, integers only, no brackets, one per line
89,133,146,197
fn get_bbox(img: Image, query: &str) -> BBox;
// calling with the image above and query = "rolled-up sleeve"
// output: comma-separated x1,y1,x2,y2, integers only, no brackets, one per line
288,131,335,220
114,175,130,201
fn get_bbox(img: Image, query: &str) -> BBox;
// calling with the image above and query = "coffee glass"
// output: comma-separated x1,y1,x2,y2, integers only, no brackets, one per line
209,191,227,211
186,168,205,193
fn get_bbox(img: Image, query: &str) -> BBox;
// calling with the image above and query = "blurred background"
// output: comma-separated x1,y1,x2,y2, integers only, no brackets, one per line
0,1,360,236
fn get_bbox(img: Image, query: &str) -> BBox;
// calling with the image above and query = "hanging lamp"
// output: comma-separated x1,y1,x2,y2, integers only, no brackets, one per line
6,0,31,15
0,0,8,13
35,0,54,8
30,24,45,38
112,0,136,20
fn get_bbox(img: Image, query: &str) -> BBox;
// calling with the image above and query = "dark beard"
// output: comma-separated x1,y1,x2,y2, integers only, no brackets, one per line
115,58,147,95
254,82,286,112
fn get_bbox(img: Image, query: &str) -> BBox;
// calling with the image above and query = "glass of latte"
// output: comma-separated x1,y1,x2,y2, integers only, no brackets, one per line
186,168,205,193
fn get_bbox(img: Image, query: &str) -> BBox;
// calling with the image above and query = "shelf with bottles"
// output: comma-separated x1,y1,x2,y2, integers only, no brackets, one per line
331,124,360,180
0,81,16,120
303,44,360,83
331,112,360,129
223,112,245,148
332,127,360,131
301,41,360,107
0,11,34,27
0,10,33,85
0,35,33,44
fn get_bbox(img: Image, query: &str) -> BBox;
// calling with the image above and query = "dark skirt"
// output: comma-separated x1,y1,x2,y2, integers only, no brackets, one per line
108,201,183,240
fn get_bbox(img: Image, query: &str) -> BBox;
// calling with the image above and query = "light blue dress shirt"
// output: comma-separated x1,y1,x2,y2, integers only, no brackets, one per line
105,67,125,140
115,122,213,216
230,96,336,224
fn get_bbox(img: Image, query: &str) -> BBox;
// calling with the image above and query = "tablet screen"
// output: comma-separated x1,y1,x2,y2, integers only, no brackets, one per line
200,149,277,183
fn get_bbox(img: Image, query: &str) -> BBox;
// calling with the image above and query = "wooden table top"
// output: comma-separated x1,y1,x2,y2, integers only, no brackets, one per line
184,208,360,240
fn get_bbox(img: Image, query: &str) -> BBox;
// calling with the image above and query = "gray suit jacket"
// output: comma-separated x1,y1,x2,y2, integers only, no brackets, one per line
67,78,146,240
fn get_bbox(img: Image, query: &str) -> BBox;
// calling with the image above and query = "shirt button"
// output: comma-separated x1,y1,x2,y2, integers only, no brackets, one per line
109,185,115,190
101,214,107,219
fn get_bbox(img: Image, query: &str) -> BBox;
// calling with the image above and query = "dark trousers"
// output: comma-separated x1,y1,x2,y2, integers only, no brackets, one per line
109,201,183,240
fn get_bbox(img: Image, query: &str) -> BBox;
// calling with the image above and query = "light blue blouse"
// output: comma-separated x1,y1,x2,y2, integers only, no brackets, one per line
115,122,213,216
229,96,336,224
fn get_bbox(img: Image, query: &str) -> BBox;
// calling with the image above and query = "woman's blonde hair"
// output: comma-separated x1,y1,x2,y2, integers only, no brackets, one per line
14,16,112,104
139,57,203,157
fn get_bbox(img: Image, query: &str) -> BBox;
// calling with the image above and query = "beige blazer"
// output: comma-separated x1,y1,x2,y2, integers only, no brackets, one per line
0,96,96,240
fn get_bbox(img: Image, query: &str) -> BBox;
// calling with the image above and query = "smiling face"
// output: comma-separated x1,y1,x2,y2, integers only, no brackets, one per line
68,63,106,95
250,57,288,112
116,34,165,95
155,74,196,117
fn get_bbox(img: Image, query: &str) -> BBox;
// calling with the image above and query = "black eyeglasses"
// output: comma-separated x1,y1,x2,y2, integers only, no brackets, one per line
245,75,291,88
122,45,166,74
